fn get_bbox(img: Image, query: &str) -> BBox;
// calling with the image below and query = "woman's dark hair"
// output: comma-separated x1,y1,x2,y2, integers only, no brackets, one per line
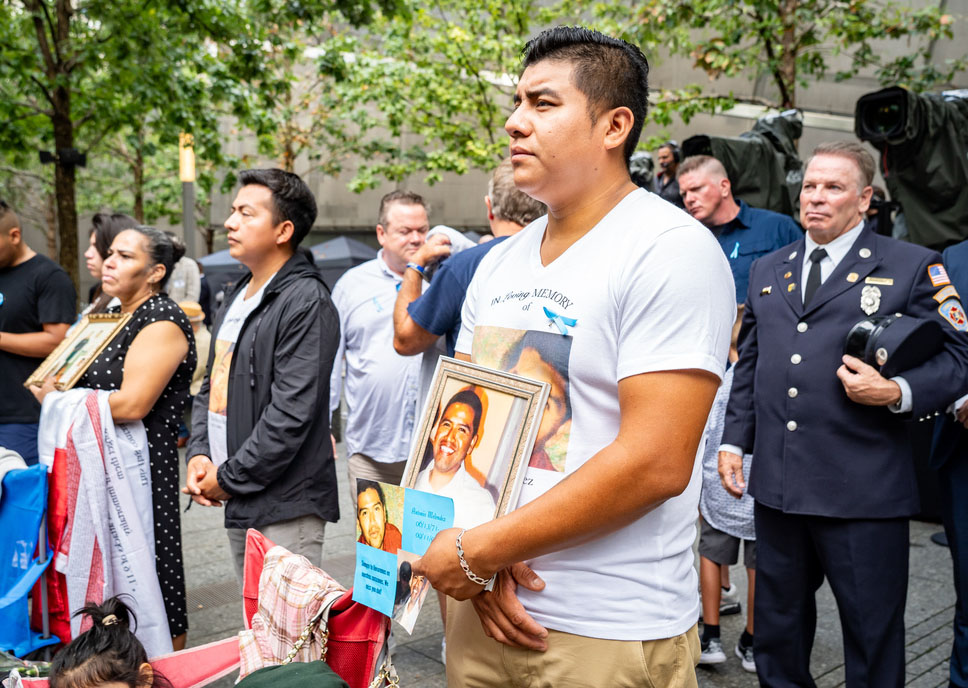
49,597,171,688
127,225,186,289
91,213,137,260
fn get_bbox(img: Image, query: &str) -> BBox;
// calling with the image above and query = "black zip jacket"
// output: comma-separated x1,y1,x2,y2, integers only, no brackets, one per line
188,249,340,529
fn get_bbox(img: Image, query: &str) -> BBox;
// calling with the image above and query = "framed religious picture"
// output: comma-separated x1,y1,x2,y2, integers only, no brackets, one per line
401,356,550,530
24,312,132,391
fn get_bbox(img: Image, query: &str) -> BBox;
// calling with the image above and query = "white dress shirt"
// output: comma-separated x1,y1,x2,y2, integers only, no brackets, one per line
414,462,496,530
329,251,421,464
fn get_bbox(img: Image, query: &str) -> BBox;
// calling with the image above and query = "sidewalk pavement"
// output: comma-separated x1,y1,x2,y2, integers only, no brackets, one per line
180,447,957,688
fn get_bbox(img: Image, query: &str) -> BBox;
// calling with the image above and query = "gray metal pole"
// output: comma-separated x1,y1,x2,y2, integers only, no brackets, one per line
182,180,196,259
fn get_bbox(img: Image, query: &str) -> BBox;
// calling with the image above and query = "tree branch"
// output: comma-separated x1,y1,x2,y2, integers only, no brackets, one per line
28,75,56,109
24,0,57,77
38,0,63,65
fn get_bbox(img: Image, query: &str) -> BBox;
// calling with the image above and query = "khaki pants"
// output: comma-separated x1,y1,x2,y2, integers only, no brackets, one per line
445,598,700,688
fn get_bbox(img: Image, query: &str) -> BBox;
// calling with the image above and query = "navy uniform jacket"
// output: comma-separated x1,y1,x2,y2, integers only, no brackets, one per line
723,225,968,519
931,239,968,469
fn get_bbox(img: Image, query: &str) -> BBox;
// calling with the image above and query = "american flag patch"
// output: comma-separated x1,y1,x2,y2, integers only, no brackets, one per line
928,263,951,287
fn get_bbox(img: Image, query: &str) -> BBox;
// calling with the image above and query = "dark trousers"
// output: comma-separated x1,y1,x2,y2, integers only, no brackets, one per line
939,453,968,687
754,502,908,688
0,422,39,465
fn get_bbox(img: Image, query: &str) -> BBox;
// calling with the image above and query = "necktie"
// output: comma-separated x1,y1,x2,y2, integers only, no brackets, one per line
802,247,828,307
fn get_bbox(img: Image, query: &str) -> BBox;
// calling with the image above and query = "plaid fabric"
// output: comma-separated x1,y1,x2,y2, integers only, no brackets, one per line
238,546,346,679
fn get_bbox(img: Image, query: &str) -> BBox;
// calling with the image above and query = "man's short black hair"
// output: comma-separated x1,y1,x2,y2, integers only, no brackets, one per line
238,169,318,247
0,199,18,234
521,26,650,166
356,479,386,508
441,389,483,438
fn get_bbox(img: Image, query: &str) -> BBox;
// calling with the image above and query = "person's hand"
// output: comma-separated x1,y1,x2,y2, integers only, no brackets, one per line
181,455,223,507
330,433,338,458
29,376,58,405
957,398,968,430
470,564,548,651
718,450,745,498
412,527,493,600
837,355,902,406
198,464,231,502
411,233,451,267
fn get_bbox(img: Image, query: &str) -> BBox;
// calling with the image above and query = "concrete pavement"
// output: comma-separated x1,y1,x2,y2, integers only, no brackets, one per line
180,447,957,687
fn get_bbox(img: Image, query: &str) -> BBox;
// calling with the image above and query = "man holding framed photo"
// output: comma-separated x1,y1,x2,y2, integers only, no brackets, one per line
414,27,735,686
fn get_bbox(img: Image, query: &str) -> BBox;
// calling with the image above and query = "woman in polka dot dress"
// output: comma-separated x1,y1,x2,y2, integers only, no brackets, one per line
77,226,196,649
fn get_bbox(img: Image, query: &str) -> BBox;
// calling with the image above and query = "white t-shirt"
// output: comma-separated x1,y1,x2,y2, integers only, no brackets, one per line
456,188,735,641
414,462,497,530
208,276,274,467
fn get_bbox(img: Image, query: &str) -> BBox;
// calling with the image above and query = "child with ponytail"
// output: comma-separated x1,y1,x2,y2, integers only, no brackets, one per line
49,598,170,688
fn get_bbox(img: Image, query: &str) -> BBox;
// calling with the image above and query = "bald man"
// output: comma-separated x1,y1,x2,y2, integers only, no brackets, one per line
0,200,75,464
678,155,802,308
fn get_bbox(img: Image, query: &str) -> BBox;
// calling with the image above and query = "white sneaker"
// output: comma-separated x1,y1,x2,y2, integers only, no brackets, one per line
699,637,727,664
735,640,756,673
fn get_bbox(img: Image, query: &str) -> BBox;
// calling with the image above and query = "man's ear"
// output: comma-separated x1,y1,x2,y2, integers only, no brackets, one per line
275,219,295,246
858,185,873,215
375,224,388,247
602,106,635,155
484,196,494,220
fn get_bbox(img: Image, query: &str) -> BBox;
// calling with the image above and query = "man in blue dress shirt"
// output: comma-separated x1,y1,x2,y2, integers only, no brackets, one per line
678,154,802,308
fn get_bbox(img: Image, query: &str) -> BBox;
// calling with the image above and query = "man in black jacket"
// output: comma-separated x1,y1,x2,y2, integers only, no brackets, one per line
183,169,340,581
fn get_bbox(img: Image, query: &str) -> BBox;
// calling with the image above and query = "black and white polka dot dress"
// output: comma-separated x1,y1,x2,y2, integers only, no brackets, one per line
78,293,196,637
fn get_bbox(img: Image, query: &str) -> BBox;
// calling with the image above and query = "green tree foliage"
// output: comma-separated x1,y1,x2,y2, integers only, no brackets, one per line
601,0,967,110
0,0,399,286
318,0,588,189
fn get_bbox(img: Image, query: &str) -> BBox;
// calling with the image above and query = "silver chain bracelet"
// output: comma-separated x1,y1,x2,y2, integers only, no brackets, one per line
456,529,494,587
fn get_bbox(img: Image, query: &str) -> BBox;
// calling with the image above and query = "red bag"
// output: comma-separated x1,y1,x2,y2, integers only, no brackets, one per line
241,529,394,688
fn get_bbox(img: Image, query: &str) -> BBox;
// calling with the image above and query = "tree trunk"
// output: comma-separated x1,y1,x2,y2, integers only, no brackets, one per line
133,144,145,223
52,86,79,294
778,0,798,109
45,190,58,260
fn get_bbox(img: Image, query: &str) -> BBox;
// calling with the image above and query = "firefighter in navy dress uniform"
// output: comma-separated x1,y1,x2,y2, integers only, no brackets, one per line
931,238,968,688
718,141,968,688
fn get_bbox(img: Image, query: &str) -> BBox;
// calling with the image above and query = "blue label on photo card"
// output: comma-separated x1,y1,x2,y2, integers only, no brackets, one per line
352,543,397,617
401,488,454,556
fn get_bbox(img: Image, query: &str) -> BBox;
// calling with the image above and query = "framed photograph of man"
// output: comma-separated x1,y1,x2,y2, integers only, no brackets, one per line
24,313,132,391
401,357,549,530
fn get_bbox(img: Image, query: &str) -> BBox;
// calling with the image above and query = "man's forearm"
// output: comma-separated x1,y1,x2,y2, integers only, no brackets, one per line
392,269,437,355
0,330,64,358
465,371,718,577
468,435,697,576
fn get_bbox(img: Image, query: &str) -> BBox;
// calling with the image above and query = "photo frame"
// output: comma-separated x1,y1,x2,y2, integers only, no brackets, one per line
24,313,131,391
401,356,549,528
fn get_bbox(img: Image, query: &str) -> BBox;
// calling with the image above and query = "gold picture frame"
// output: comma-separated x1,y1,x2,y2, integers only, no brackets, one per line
401,357,549,528
24,312,132,391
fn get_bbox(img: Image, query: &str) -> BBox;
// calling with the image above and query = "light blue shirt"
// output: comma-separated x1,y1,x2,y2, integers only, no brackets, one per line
329,251,421,464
